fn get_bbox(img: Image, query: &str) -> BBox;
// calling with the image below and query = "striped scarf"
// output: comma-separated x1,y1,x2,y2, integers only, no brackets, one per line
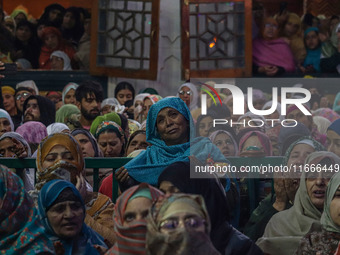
106,183,163,255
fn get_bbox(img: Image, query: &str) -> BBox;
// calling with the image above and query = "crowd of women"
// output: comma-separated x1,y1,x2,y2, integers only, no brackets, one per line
2,78,340,255
252,7,340,76
0,3,90,70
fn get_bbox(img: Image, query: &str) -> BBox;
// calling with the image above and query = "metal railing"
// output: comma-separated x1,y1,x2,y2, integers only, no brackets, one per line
0,157,284,207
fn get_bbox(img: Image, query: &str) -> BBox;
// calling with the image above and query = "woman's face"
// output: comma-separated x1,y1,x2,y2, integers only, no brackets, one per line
305,172,330,210
126,133,148,156
330,185,340,227
159,204,206,234
284,21,299,37
287,109,312,130
47,199,84,238
98,131,123,157
0,118,11,136
51,56,64,70
16,25,32,42
198,116,213,137
0,137,22,157
287,143,315,168
62,11,76,30
74,133,95,158
159,181,180,195
143,98,153,119
116,89,133,105
156,107,189,146
37,24,46,39
123,197,152,227
305,30,319,50
44,33,59,50
101,105,112,115
178,86,192,107
263,22,278,40
64,89,76,105
213,132,235,157
327,130,340,157
14,13,26,25
42,145,75,169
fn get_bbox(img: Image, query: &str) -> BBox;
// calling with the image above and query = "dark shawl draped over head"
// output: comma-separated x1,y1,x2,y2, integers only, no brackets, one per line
158,161,232,253
23,95,56,127
157,161,263,255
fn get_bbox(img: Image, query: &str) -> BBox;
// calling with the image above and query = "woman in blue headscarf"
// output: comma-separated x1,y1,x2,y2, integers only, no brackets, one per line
115,97,229,190
300,27,322,73
38,179,107,254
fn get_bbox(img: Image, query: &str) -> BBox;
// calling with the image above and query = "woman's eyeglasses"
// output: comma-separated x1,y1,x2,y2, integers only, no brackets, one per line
16,92,31,100
265,23,278,29
178,90,192,96
159,216,205,232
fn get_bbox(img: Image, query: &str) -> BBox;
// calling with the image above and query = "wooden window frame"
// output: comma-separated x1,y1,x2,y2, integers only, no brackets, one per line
181,0,252,78
90,0,160,80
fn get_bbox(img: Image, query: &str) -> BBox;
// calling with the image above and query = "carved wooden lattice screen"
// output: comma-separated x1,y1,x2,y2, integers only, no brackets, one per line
90,0,160,79
181,0,252,78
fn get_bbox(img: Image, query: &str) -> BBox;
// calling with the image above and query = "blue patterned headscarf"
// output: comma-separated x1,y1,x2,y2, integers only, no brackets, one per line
124,97,229,186
38,180,107,255
0,166,54,254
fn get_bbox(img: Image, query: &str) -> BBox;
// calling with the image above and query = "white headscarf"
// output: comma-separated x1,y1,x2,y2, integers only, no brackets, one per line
62,82,79,103
16,80,39,95
101,98,125,113
50,50,72,70
176,82,199,111
46,123,70,135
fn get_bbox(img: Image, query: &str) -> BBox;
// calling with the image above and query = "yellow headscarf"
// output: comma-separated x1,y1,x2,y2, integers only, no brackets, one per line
36,133,84,190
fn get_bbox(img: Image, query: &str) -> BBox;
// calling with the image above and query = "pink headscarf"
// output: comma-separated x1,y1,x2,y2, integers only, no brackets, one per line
16,121,48,144
239,130,272,156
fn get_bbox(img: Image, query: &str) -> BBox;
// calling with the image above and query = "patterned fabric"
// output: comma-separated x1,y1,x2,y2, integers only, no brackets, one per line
0,165,54,254
16,121,48,145
105,183,163,255
296,225,340,255
146,193,220,255
94,120,125,139
313,108,340,122
35,133,84,190
37,179,107,255
90,112,122,136
124,97,229,186
282,136,325,166
144,94,163,105
128,119,142,135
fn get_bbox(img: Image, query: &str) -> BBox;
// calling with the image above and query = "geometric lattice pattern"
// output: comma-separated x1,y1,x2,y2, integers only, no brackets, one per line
307,0,340,17
97,0,153,69
189,2,246,70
